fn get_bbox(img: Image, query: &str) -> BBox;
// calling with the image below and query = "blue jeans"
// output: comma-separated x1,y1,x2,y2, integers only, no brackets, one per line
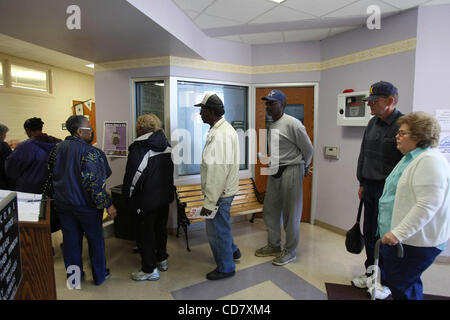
57,207,107,285
381,243,441,300
205,195,237,273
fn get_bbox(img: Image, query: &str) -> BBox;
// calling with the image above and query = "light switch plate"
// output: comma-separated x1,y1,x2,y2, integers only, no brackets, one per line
324,146,339,159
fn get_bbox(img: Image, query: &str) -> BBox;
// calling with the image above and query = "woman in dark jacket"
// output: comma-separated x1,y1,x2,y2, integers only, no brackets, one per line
5,117,61,193
122,113,174,281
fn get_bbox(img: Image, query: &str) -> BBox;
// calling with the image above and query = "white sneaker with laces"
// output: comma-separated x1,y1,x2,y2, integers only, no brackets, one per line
367,283,391,300
131,268,160,281
351,274,368,289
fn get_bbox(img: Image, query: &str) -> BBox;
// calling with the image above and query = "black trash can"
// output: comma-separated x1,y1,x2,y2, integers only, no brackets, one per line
111,185,136,241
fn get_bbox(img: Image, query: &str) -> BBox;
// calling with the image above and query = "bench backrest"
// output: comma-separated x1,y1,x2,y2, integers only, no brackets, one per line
176,178,263,222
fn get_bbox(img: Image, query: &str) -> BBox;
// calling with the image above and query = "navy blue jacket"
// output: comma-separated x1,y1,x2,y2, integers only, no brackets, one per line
51,136,112,213
5,134,60,193
122,130,174,213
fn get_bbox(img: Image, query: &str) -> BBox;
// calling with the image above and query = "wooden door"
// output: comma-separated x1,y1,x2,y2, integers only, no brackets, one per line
255,87,314,223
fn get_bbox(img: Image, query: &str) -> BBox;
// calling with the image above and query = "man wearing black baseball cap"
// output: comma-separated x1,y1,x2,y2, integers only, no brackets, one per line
255,89,313,267
353,81,403,299
195,92,241,280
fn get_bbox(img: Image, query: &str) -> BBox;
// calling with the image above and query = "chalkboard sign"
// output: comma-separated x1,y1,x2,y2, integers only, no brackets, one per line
0,192,22,300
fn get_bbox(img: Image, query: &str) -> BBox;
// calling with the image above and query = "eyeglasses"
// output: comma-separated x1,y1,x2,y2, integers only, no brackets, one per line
397,130,410,137
79,127,93,131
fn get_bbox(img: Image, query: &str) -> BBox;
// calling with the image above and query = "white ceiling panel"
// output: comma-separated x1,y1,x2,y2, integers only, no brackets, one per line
282,0,358,17
324,0,399,18
173,0,215,12
183,9,200,20
194,13,242,29
240,31,284,44
218,35,244,43
284,28,331,42
204,0,277,23
329,25,359,36
382,0,431,10
249,4,316,24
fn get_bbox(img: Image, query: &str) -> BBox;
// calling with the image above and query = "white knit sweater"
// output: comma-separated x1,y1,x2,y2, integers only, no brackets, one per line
391,148,450,247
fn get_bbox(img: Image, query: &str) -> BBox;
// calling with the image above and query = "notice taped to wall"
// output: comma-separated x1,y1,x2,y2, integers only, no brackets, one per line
436,109,450,158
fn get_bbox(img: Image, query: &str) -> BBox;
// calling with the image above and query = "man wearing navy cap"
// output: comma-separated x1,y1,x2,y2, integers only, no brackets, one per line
255,89,313,266
195,93,241,280
352,81,404,299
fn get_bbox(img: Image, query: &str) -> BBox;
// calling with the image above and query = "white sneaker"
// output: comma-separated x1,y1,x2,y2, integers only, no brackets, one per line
351,274,368,289
131,268,160,281
367,283,391,300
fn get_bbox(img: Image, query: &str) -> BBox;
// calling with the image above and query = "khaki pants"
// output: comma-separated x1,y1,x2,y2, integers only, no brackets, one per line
263,164,304,254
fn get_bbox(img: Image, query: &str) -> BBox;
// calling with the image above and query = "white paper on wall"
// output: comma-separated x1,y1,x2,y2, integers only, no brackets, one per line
436,110,450,159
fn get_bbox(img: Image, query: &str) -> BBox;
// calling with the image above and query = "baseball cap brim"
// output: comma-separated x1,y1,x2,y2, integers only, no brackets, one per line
362,95,382,102
261,96,278,101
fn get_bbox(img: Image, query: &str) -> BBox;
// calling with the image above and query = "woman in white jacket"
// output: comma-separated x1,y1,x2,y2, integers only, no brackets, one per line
377,111,450,300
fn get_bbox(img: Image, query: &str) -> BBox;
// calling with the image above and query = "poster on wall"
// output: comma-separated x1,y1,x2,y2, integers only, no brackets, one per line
436,109,450,159
103,121,128,157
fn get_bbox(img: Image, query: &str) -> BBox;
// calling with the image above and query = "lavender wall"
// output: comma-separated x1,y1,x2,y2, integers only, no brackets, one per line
413,4,450,256
95,66,170,189
315,52,415,230
94,8,420,237
314,9,418,231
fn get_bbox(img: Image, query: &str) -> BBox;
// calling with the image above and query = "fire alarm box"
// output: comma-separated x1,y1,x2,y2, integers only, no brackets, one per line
337,91,372,126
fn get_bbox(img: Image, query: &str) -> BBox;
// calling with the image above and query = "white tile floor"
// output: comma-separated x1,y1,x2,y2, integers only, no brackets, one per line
51,218,450,300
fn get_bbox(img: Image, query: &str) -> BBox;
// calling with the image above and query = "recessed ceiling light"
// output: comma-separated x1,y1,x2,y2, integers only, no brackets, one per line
270,0,285,3
85,64,95,69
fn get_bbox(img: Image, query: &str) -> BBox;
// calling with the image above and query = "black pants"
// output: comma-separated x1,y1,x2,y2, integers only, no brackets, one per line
136,205,169,273
362,180,385,278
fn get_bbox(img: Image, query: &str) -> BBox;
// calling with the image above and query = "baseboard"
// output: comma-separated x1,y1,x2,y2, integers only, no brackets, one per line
314,220,450,265
436,255,450,264
313,219,347,236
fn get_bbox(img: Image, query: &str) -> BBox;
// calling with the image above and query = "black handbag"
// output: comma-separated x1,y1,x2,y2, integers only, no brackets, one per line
345,199,365,254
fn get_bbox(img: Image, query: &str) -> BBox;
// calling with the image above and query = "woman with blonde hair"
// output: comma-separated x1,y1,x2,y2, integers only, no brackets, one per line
377,111,450,299
122,113,174,281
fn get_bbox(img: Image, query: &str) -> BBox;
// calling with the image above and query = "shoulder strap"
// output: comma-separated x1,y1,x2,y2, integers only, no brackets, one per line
356,198,364,223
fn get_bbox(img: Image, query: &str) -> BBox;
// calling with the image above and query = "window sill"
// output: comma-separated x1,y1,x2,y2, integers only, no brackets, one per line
0,86,54,98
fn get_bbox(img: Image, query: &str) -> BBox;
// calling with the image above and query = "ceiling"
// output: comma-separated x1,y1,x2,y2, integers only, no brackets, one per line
0,0,449,75
174,0,450,44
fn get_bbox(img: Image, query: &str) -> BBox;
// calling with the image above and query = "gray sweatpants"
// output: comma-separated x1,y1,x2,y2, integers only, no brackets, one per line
263,164,304,254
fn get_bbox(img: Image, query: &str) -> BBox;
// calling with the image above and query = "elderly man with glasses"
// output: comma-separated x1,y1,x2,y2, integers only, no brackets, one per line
351,81,404,299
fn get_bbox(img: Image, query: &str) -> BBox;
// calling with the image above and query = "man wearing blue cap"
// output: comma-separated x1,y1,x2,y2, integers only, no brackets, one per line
352,81,404,299
255,89,313,266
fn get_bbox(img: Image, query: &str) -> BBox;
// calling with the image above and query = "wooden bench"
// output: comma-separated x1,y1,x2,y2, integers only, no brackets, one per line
175,178,264,251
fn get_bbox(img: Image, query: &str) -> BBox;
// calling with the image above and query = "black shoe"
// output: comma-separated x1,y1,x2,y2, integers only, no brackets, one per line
94,269,110,286
132,247,139,254
206,270,235,280
233,248,241,261
105,268,111,280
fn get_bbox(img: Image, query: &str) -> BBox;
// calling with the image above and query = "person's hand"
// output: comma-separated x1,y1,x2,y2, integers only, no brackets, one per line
358,186,364,200
107,205,117,220
200,207,212,217
381,232,399,246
